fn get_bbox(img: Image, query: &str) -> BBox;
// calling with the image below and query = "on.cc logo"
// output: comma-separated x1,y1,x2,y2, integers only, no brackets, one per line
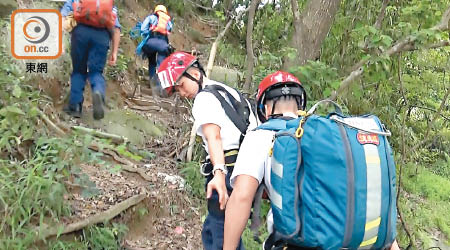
23,16,50,44
11,9,62,59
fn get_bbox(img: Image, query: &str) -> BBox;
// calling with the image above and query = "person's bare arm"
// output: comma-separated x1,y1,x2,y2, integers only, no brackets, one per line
202,123,228,209
390,240,400,250
223,175,259,250
108,27,120,66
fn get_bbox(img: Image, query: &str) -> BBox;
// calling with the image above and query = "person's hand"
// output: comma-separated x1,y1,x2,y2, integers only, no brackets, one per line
108,52,117,66
63,14,76,32
206,171,228,210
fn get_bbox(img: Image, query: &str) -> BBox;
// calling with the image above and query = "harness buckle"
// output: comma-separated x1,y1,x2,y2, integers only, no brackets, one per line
200,162,212,176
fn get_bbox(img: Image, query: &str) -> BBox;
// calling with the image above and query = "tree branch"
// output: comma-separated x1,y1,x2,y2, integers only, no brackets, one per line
184,0,213,11
38,109,66,136
432,7,450,31
363,0,390,50
398,52,408,106
402,40,450,51
329,5,450,101
409,105,450,122
205,6,250,77
375,0,390,29
397,110,415,249
410,84,450,153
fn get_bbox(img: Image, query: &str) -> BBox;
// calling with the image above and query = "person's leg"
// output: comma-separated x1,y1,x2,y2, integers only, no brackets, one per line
147,51,157,80
155,49,168,89
144,38,169,78
67,25,89,116
202,175,245,250
202,191,226,250
87,27,110,120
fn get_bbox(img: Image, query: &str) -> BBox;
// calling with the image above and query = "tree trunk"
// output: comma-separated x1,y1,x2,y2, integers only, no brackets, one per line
243,0,261,93
284,0,341,69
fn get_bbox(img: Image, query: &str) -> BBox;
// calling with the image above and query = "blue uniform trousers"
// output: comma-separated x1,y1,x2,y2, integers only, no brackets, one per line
69,24,110,106
202,171,245,250
142,35,169,84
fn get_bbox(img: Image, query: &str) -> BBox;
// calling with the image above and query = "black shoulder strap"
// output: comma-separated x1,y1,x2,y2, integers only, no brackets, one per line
250,183,266,243
202,85,251,135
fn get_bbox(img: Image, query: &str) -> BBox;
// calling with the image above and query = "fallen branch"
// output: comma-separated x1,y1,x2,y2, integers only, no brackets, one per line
37,193,146,240
89,144,154,182
72,126,127,144
128,98,158,106
38,109,66,136
329,5,450,101
168,139,190,158
205,6,250,77
128,105,161,111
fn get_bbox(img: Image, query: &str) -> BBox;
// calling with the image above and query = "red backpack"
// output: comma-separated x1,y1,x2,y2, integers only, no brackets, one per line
72,0,117,29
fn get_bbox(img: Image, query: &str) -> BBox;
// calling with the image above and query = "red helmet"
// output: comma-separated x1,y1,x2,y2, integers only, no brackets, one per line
256,71,306,122
157,52,202,95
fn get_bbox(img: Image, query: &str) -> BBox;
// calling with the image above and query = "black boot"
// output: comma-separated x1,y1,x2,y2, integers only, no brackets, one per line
92,91,104,120
63,103,82,118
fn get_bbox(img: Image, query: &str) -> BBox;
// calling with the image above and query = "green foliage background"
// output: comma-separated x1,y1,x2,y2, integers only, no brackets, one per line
210,0,450,248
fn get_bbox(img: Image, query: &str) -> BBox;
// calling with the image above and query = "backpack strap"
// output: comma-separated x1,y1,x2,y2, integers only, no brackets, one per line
202,85,251,138
250,183,266,243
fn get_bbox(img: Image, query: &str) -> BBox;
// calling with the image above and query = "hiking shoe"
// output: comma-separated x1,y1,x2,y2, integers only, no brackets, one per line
63,103,82,118
92,91,104,120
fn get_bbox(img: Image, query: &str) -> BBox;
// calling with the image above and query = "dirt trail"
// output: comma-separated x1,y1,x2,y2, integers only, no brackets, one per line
54,78,203,249
32,2,223,248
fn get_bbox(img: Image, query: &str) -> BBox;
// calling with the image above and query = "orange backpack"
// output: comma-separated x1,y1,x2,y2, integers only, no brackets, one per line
72,0,117,29
152,12,170,35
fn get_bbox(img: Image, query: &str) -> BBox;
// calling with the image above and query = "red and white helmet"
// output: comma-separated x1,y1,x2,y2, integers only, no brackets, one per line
256,71,306,122
157,52,203,96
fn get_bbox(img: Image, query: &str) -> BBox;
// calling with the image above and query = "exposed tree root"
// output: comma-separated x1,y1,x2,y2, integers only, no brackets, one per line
37,193,146,240
88,144,154,182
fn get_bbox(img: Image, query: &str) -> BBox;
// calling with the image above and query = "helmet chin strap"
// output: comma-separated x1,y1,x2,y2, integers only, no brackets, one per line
183,71,203,93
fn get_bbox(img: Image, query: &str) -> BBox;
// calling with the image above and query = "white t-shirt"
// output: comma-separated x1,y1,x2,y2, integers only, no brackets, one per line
230,113,298,188
192,79,258,155
230,113,298,234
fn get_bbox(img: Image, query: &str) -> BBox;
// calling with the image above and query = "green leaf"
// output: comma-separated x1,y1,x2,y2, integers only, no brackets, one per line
331,81,341,90
381,35,393,47
368,26,377,34
2,106,25,115
29,107,39,117
109,165,122,174
323,88,332,97
12,85,22,98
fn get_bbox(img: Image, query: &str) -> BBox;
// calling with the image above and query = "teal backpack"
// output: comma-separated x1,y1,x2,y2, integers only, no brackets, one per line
258,100,397,250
